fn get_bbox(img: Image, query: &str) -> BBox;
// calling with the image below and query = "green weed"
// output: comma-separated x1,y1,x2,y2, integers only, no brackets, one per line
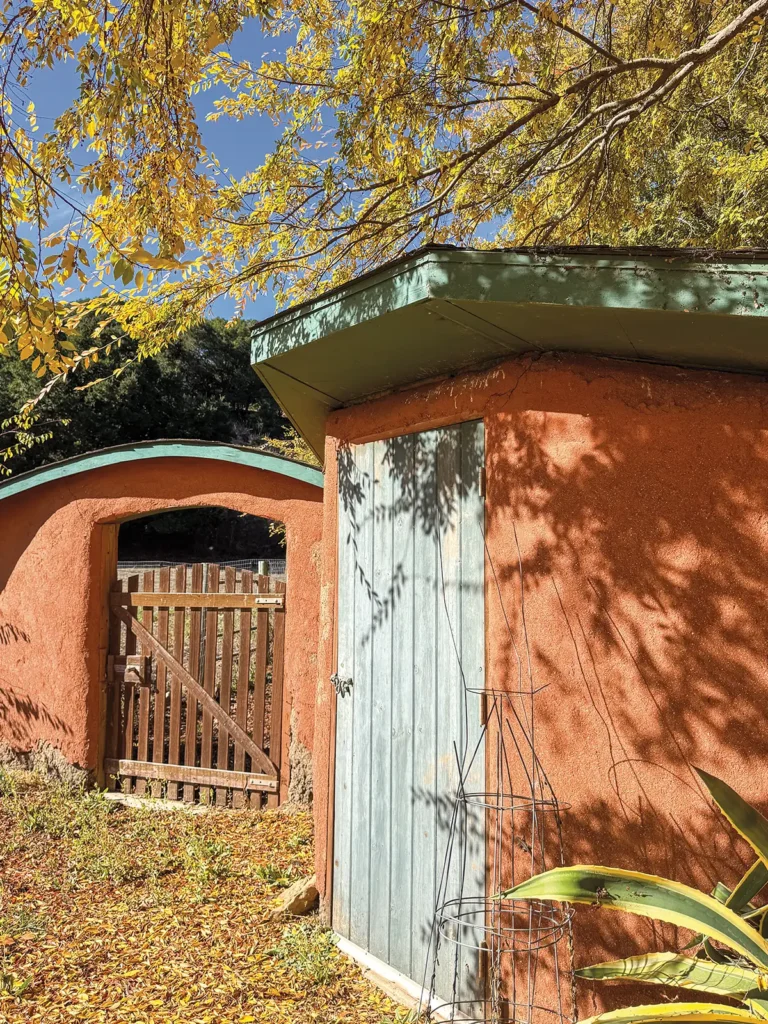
0,968,31,998
269,922,340,988
0,902,47,939
255,862,295,887
183,835,233,900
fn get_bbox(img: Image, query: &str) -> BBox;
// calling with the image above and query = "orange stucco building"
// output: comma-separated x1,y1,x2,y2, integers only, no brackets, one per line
4,246,768,1016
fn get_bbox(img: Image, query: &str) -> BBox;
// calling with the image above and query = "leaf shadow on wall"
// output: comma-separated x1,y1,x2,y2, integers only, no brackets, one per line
334,356,768,1015
485,365,768,1015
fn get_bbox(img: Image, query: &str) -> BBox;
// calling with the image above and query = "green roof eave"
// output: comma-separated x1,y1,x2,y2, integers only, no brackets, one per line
251,245,768,461
0,439,323,504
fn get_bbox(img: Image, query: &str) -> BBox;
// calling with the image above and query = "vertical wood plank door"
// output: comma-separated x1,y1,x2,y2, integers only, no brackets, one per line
333,421,486,1005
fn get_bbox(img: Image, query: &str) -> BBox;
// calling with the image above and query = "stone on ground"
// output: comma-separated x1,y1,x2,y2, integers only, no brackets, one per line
270,874,319,919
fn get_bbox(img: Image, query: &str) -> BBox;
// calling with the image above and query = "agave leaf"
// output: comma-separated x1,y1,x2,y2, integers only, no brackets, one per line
696,770,768,873
714,883,734,904
746,994,768,1020
727,861,768,913
700,863,768,965
579,1004,763,1024
504,866,768,969
576,952,764,995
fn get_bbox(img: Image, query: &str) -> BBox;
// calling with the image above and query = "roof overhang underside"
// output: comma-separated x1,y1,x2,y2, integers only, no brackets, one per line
251,246,768,461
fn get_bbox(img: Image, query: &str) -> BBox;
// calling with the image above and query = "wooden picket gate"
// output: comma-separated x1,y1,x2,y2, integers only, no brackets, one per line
104,563,285,807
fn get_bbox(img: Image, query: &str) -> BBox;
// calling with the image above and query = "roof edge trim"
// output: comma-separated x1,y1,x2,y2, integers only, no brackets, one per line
0,439,324,504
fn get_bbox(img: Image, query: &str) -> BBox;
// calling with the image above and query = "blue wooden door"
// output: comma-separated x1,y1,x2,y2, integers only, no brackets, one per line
333,421,485,1004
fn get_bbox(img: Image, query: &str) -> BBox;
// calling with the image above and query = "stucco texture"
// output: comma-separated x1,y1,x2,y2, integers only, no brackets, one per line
315,351,768,1014
0,456,323,800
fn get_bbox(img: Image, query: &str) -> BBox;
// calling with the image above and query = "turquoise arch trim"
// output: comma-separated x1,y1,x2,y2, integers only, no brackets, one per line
0,439,324,504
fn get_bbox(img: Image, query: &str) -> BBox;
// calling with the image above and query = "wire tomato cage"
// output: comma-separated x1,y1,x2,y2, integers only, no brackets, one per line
419,529,577,1024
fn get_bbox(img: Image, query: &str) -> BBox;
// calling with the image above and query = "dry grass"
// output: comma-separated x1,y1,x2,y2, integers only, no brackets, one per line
0,770,407,1024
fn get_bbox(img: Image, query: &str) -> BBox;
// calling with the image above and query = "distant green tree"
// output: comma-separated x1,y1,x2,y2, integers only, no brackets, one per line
0,317,285,475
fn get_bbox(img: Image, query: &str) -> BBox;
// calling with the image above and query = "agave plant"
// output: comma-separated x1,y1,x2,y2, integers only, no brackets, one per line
504,768,768,1024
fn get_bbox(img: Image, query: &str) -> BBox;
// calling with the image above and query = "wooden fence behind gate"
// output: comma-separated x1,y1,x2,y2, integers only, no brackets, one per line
104,563,285,807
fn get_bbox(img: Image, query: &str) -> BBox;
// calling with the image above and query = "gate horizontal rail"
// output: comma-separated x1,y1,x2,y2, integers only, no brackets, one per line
104,759,278,793
110,592,284,610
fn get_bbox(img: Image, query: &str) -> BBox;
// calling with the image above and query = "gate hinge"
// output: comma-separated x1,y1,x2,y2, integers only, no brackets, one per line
330,673,353,697
478,466,486,498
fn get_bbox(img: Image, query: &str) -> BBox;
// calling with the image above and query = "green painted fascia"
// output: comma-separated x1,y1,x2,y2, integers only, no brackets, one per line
252,251,433,365
0,439,323,504
250,246,768,463
251,247,768,365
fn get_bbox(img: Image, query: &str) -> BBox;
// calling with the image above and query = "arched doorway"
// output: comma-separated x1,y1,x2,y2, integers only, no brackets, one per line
0,441,323,803
109,506,287,806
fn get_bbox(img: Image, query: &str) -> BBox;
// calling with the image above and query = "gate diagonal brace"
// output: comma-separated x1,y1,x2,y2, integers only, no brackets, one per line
114,607,278,780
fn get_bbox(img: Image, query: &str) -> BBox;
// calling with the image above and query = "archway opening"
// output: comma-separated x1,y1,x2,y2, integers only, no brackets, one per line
107,507,287,807
117,505,285,576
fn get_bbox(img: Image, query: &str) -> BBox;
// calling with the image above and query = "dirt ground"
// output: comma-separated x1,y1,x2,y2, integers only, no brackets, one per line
0,772,406,1024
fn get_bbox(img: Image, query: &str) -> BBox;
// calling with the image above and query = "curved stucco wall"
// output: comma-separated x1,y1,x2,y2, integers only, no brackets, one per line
0,448,323,799
315,350,768,1009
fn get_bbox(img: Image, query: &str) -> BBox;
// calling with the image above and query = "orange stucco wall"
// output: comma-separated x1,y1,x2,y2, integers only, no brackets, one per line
314,350,768,1013
0,457,322,798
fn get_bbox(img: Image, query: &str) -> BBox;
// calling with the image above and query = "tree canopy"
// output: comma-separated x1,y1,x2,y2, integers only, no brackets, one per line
2,0,768,408
0,317,284,474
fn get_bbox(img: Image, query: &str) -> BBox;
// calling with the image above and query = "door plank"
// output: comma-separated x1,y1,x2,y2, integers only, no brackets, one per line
332,445,359,939
105,579,124,789
434,426,464,999
410,429,439,979
368,438,394,963
388,432,416,974
348,441,374,951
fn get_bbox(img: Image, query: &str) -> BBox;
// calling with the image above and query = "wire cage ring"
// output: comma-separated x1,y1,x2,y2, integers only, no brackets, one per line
434,896,574,953
427,998,572,1024
459,791,570,815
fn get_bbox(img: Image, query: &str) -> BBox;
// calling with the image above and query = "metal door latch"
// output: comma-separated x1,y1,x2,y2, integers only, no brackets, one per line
330,673,353,696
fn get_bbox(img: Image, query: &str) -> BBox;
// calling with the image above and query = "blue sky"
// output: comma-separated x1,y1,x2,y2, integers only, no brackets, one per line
25,20,284,321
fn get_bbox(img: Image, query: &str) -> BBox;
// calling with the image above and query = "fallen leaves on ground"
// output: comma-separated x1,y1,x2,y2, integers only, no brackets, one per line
0,772,406,1024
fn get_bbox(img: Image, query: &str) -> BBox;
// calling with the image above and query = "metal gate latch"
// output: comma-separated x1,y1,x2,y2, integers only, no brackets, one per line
330,673,353,696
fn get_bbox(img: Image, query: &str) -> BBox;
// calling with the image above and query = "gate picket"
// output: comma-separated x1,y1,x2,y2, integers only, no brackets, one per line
167,565,186,801
250,573,270,807
233,570,253,809
105,578,123,790
106,561,283,807
200,563,220,803
122,574,140,793
184,563,204,802
151,566,171,798
253,575,269,751
217,567,236,807
267,580,286,809
135,569,154,796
